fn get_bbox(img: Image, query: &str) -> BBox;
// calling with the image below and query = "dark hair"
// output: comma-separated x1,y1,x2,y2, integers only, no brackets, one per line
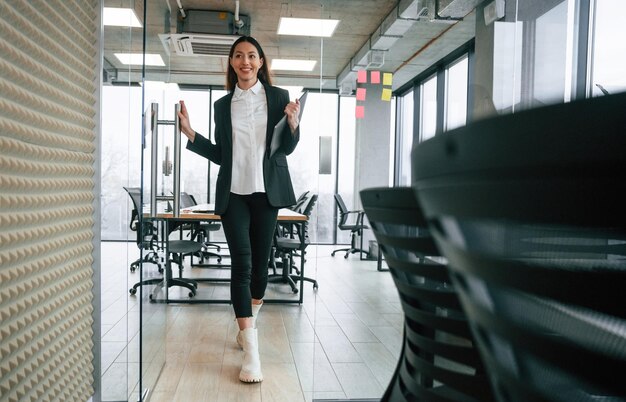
226,36,272,92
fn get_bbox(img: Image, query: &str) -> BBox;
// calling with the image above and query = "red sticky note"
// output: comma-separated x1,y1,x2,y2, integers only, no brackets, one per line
356,88,366,101
355,105,365,119
371,71,380,84
357,70,367,83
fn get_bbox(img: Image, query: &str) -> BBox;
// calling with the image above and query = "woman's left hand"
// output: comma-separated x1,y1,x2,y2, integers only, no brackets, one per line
285,98,300,133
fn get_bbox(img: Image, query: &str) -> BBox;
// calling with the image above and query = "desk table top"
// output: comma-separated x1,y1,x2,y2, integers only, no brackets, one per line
148,203,307,222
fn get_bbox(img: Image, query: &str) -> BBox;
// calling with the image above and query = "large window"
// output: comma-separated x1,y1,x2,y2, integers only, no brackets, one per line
590,0,626,96
445,56,469,131
396,90,414,186
420,75,438,141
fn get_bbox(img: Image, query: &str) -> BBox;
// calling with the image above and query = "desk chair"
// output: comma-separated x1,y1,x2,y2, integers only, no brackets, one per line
290,190,310,213
123,187,164,296
412,92,626,401
331,193,369,259
268,193,319,293
187,193,223,263
361,187,494,402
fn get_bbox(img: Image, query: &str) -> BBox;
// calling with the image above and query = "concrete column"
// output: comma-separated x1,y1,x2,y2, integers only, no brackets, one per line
354,71,393,256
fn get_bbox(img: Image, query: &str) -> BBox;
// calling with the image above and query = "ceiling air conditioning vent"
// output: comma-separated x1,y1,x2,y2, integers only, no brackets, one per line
159,33,240,57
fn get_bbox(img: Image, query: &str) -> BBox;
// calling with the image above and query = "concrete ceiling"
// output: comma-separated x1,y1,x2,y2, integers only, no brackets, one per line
104,0,478,92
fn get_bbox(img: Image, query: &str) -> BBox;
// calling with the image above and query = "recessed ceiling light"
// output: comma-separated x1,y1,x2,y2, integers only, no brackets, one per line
277,17,339,37
271,59,317,71
115,53,165,66
277,86,304,99
103,7,142,27
141,81,180,91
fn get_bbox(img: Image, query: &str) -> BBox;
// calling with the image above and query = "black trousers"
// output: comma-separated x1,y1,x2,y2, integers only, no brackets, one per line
220,192,278,318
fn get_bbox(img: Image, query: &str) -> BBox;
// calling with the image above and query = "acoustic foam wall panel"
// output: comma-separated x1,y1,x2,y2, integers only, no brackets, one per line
0,1,99,401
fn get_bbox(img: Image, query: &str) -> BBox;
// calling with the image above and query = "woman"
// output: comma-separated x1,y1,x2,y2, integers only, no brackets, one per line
178,36,300,383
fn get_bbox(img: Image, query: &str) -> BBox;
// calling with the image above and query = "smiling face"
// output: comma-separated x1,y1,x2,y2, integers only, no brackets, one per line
229,41,264,90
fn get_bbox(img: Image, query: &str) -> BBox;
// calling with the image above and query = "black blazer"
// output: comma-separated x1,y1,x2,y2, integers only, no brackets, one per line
186,82,300,215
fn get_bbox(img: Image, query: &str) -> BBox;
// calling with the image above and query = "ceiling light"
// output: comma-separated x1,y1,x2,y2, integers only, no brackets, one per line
103,7,142,27
277,86,304,99
277,17,339,37
115,53,165,66
141,81,180,91
271,59,317,71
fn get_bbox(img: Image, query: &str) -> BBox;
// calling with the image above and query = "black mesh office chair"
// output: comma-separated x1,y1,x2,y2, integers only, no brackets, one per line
124,187,164,296
181,192,223,264
331,193,369,259
361,187,494,402
269,193,319,293
413,93,626,401
132,190,200,298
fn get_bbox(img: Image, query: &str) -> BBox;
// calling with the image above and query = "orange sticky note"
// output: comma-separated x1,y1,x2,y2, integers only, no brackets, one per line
381,88,392,101
383,72,393,86
357,70,367,83
371,71,380,84
356,88,366,101
355,105,365,119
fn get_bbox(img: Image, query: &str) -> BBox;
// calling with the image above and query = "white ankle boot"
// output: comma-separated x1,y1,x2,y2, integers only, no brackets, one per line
239,328,263,383
237,302,262,348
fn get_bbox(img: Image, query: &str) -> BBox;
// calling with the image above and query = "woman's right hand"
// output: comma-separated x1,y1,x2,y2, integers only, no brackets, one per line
178,100,195,142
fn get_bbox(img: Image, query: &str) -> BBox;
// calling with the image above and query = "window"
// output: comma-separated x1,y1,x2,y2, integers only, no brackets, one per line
590,0,626,96
396,90,414,186
420,75,438,141
445,55,469,131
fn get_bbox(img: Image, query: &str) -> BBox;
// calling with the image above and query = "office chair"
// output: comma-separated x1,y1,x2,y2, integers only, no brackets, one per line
123,187,165,295
128,189,200,298
268,193,319,293
331,193,369,259
290,190,310,213
177,192,223,264
412,93,626,401
361,187,494,402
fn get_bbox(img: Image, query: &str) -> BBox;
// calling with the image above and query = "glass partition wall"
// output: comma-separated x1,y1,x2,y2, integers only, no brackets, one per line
101,0,403,399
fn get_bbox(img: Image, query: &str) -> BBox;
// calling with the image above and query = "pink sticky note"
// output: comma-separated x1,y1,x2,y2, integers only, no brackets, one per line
356,88,366,101
357,70,367,83
355,105,365,119
371,71,380,84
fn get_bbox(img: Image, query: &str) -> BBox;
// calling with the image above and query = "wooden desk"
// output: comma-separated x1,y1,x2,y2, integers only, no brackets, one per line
148,205,309,304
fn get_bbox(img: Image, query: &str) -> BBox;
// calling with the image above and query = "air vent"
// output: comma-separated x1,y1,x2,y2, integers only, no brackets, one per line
159,33,240,57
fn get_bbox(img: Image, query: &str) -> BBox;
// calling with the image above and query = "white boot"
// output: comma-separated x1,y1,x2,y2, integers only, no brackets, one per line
239,328,263,383
237,302,262,348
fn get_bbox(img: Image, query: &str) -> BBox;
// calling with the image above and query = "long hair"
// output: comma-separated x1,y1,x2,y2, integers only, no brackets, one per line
226,36,272,92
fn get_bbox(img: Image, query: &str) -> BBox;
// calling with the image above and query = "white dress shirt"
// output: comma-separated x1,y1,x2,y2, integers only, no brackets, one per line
230,80,268,195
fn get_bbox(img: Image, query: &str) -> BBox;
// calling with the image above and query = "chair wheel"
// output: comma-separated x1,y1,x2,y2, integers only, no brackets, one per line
218,257,222,263
292,288,299,294
130,267,136,273
189,291,195,297
344,255,348,259
313,284,319,290
149,293,153,300
129,288,137,295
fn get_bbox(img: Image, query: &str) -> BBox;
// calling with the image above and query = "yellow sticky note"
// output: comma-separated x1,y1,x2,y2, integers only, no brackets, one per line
381,88,392,101
383,72,393,86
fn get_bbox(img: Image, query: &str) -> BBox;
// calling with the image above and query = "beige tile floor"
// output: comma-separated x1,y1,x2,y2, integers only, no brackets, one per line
101,242,402,402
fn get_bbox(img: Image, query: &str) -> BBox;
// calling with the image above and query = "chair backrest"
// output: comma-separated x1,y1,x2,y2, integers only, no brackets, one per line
292,191,310,212
412,93,626,401
334,193,350,226
180,192,196,208
123,186,155,247
301,193,317,218
361,186,494,402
